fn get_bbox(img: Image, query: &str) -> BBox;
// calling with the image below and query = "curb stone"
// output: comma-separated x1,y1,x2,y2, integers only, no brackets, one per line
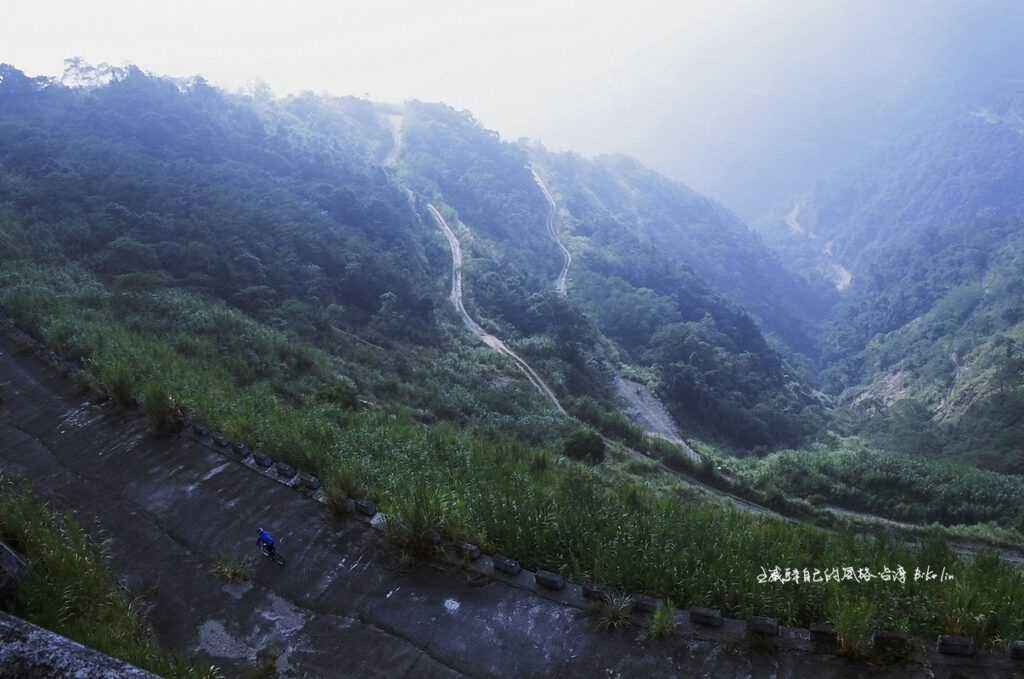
690,607,723,628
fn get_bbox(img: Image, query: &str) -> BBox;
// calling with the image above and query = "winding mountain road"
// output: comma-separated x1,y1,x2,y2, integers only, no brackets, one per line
390,132,1015,565
427,204,566,415
528,168,705,466
530,167,572,296
382,110,564,416
785,200,853,290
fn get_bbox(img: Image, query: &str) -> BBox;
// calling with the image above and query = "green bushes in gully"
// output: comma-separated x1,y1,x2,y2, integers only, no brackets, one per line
3,276,1023,649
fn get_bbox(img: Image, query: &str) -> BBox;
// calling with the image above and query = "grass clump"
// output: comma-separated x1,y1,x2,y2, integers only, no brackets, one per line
142,382,186,435
648,599,677,639
99,356,139,408
211,556,254,583
592,592,633,632
384,481,445,560
828,590,877,659
0,476,219,678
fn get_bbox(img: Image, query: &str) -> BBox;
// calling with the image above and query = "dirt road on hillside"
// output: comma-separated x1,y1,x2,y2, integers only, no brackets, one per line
785,200,853,290
530,167,572,296
427,204,567,415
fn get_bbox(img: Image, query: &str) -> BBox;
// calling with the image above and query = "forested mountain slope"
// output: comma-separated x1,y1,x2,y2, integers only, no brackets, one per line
0,63,825,450
0,63,573,445
397,102,827,447
532,151,834,355
525,149,830,446
763,98,1024,468
5,61,1024,654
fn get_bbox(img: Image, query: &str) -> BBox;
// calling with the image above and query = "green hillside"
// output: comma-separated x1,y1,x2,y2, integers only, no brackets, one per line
2,60,1024,653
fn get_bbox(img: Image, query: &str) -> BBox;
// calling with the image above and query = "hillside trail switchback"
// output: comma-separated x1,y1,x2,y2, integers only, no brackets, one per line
427,203,567,416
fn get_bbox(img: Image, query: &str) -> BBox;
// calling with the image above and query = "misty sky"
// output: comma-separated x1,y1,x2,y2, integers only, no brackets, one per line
5,1,1023,219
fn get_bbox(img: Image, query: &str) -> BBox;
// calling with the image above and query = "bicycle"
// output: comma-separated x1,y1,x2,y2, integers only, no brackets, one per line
260,542,286,566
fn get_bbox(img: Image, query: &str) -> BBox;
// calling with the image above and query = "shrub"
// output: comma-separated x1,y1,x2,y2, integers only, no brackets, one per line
563,429,606,464
99,358,138,408
592,592,633,632
648,599,677,639
142,382,185,435
211,556,253,583
316,378,359,410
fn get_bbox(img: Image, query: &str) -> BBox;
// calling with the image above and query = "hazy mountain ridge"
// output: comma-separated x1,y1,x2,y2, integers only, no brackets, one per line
790,100,1024,468
395,102,826,447
0,63,824,450
531,150,835,355
5,60,1019,462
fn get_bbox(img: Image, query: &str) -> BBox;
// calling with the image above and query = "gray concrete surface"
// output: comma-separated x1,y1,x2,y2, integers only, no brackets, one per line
1,341,1021,678
0,611,158,678
0,541,28,610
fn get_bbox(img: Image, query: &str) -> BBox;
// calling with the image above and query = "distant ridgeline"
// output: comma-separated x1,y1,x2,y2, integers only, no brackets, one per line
5,60,1018,464
762,95,1024,470
0,62,829,450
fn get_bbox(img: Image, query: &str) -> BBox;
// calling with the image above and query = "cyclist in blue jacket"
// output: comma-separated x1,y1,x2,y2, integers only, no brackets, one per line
257,527,276,558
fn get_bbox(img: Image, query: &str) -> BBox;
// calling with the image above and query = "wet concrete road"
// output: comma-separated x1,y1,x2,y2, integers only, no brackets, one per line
0,344,1020,678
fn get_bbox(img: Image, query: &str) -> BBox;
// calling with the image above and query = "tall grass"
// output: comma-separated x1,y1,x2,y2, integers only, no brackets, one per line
648,599,677,639
0,478,219,678
735,444,1024,531
3,273,1024,647
828,590,877,658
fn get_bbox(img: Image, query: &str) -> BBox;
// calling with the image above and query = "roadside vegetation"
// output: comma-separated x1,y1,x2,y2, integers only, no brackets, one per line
211,556,254,583
727,441,1024,533
0,476,221,678
3,279,1023,647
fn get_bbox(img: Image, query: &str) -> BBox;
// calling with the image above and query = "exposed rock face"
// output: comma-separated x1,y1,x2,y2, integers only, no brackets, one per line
847,371,911,414
0,612,157,678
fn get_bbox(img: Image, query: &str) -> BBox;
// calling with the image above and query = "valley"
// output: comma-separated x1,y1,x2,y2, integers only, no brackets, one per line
0,59,1023,675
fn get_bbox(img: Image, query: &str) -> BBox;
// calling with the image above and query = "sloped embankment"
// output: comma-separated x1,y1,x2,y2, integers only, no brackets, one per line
1,338,1023,677
0,612,158,678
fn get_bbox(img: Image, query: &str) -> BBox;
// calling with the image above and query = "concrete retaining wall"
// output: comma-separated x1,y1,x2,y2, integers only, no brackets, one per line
0,612,157,678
